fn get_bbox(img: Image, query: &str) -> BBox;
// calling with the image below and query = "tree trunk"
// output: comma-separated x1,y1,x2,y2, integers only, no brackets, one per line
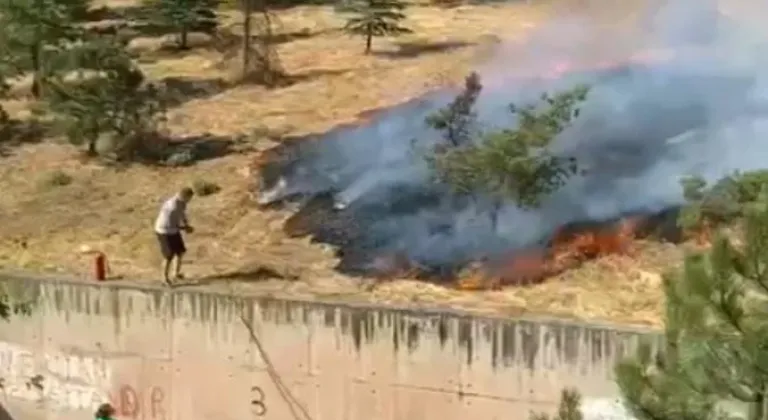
242,0,252,76
365,24,372,54
749,388,767,420
180,26,189,49
86,137,98,156
30,45,41,98
31,0,43,98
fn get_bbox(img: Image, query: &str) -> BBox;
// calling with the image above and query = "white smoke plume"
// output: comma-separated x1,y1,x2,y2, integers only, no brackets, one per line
259,0,768,274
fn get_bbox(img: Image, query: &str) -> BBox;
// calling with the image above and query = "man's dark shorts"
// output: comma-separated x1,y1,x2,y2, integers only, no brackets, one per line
156,233,186,259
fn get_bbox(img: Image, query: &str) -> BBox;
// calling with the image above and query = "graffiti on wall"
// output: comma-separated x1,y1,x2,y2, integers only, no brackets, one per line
0,341,169,418
109,384,167,420
250,385,267,417
0,341,110,410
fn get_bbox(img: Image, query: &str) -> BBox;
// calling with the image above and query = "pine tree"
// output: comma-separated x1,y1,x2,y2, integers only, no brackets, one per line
0,293,32,320
424,72,588,210
0,297,13,320
0,282,35,320
45,37,168,159
340,0,411,54
216,0,286,85
426,71,482,148
0,49,14,122
143,0,219,49
616,185,768,420
0,0,89,98
679,170,768,234
530,389,584,420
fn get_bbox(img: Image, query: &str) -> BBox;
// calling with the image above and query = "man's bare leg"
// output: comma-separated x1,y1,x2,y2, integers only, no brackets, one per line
163,258,173,285
174,254,185,280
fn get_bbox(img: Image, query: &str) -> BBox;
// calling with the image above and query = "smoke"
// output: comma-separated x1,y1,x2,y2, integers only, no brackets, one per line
259,0,768,275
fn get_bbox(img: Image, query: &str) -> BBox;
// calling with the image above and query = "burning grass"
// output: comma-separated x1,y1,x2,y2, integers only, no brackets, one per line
457,217,645,290
0,5,552,278
0,0,735,328
366,243,679,327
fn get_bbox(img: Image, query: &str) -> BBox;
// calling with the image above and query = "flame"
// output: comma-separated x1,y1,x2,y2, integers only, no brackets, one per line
457,217,642,290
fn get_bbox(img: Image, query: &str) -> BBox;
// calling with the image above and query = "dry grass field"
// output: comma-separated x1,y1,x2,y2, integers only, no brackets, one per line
4,0,742,328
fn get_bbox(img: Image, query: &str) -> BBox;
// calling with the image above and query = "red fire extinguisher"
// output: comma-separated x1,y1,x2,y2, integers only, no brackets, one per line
94,252,108,281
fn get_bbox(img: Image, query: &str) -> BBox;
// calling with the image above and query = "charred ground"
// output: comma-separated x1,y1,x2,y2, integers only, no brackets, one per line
1,0,766,327
254,49,767,287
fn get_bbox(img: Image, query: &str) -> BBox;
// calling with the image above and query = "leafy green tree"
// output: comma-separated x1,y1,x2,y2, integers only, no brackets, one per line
340,0,411,54
425,72,588,210
45,37,168,160
0,0,89,98
143,0,219,49
616,185,768,420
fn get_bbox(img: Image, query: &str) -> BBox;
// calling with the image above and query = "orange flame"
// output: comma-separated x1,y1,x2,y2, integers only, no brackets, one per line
457,217,642,290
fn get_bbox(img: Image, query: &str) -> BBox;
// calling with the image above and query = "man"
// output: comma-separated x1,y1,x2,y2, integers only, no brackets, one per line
94,403,116,420
154,187,194,285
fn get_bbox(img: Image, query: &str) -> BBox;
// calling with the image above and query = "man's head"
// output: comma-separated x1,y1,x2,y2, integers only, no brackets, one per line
95,403,116,419
179,187,195,202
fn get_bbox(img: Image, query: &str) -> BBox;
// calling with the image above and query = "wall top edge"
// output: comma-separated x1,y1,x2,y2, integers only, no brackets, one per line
0,269,661,335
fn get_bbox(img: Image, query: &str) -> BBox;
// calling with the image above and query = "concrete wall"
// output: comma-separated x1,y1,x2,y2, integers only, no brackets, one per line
0,275,659,420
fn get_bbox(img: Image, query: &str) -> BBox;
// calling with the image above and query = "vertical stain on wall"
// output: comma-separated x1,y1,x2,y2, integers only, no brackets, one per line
187,292,200,320
500,322,517,368
367,312,377,344
480,322,493,343
377,311,387,330
72,288,84,314
149,289,166,316
457,318,473,365
392,316,400,353
604,330,615,361
520,322,539,370
406,321,419,352
259,298,313,325
51,287,64,313
0,278,660,379
343,308,378,351
323,306,336,327
241,298,255,328
591,330,604,363
110,289,122,335
349,310,364,350
541,328,553,369
561,325,581,365
435,317,449,348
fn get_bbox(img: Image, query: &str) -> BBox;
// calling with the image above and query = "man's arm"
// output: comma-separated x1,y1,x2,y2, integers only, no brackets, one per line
179,204,191,230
